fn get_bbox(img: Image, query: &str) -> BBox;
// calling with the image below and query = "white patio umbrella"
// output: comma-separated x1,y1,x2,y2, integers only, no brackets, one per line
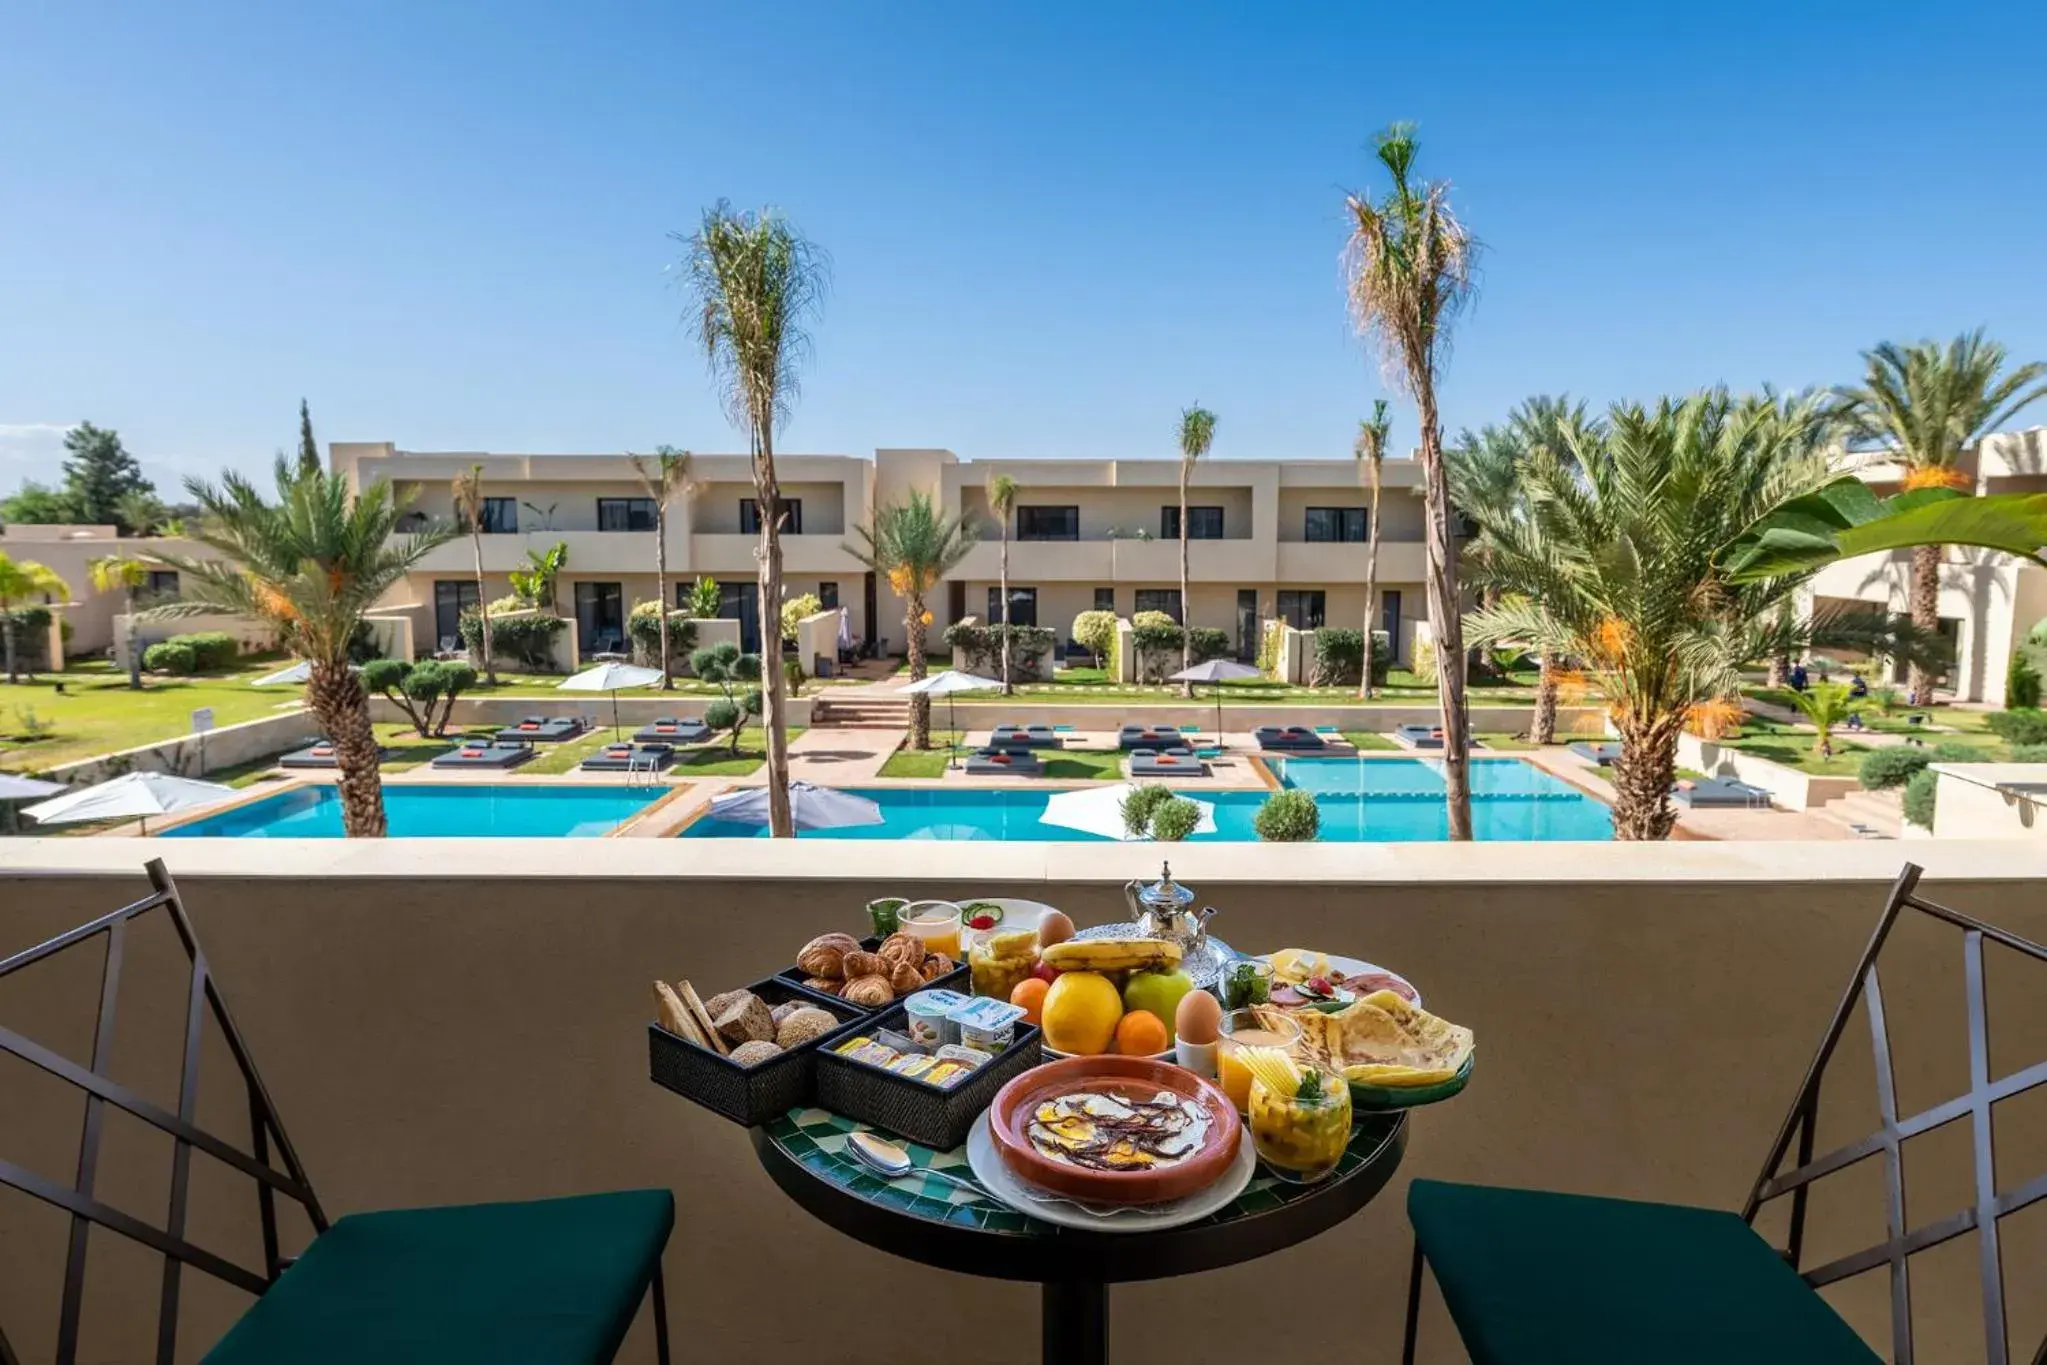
0,773,66,835
1039,782,1218,842
1170,658,1264,742
21,771,238,835
707,781,883,832
557,661,665,738
898,670,1005,767
836,608,853,655
253,660,313,685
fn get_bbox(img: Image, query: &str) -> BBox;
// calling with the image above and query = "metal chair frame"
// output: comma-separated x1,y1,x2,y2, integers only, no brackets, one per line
1402,862,2047,1365
0,858,670,1365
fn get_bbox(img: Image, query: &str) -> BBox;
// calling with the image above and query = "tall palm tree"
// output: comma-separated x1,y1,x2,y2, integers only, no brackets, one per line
985,472,1019,694
0,553,71,684
682,201,828,840
1344,123,1479,838
1466,391,1838,839
630,446,693,688
1352,402,1391,699
851,491,977,749
450,464,497,685
1176,405,1217,693
1834,330,2047,701
148,461,454,836
88,552,152,689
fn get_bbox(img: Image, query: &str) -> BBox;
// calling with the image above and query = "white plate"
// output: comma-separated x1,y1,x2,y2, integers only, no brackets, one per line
952,897,1059,951
1258,952,1421,1008
1042,1044,1176,1064
964,1109,1256,1233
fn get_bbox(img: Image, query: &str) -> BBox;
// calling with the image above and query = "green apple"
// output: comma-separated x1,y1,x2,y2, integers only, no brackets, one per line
1122,969,1195,1043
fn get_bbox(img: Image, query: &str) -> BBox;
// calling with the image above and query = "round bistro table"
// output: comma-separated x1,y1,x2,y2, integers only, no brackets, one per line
751,1105,1407,1365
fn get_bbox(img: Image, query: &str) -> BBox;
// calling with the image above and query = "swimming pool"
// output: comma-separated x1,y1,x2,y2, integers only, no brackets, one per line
164,784,663,838
681,757,1611,842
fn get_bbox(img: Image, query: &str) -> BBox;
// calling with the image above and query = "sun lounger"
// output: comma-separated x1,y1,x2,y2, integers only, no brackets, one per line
1569,741,1622,766
964,746,1045,776
1119,725,1183,750
988,724,1062,749
493,716,583,743
632,717,710,745
431,739,536,770
1255,725,1329,751
278,741,342,769
1672,777,1772,809
1128,746,1210,778
578,742,675,772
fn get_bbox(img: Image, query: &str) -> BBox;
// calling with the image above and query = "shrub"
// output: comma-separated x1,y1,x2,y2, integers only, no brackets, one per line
1129,623,1230,683
1119,783,1175,837
691,642,764,753
464,610,566,670
1310,628,1391,687
1149,797,1203,842
1253,789,1320,842
627,601,697,668
364,658,475,736
180,631,239,670
1071,610,1117,666
943,622,1056,682
2008,654,2042,710
685,576,721,619
1985,708,2047,747
143,641,198,674
1256,619,1283,679
1412,643,1438,685
1901,767,1937,830
2006,744,2047,764
1858,747,1930,791
781,592,823,644
1131,610,1177,631
1931,740,1988,763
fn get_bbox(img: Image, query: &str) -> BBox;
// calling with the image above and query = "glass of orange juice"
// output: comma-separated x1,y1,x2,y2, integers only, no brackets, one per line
1217,1008,1304,1112
897,900,963,959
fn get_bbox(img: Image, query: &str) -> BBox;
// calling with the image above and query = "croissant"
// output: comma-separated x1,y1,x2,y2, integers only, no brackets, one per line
841,950,886,981
841,974,895,1008
888,960,923,995
918,953,955,983
876,933,922,970
801,976,842,997
796,932,860,979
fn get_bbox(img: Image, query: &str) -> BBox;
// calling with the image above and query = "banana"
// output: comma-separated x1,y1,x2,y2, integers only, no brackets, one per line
1041,938,1184,973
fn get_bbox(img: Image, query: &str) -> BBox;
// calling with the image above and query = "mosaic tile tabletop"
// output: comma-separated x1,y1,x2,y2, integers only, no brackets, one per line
762,1106,1405,1236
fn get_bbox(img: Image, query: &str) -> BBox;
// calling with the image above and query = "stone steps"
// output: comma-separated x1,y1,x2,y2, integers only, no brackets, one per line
812,696,911,730
1814,787,1904,840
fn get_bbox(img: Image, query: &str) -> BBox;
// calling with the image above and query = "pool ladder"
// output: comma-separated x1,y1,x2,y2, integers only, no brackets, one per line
625,750,661,790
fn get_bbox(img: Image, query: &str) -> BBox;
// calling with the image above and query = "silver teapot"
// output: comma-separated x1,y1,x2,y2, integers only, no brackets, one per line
1124,861,1218,954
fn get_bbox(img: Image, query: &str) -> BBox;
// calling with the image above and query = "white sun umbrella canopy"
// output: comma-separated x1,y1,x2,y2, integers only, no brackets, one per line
1170,658,1264,742
1039,782,1218,842
253,660,314,686
708,781,883,832
21,771,238,835
557,662,665,737
0,773,65,801
899,670,1005,763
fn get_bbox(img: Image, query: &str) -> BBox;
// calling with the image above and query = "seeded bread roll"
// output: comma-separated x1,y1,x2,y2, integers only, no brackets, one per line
776,1007,839,1049
730,1039,784,1067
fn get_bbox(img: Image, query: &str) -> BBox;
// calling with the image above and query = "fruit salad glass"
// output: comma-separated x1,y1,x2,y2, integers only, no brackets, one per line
1248,1070,1352,1183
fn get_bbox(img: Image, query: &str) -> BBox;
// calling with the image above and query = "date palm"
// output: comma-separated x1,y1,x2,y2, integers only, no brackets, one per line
1834,331,2047,700
1176,406,1217,693
986,472,1019,694
682,201,828,839
1344,123,1479,837
1783,680,1859,760
851,491,977,749
450,464,497,685
630,446,693,688
1352,402,1391,699
148,460,455,836
0,553,71,684
88,552,153,689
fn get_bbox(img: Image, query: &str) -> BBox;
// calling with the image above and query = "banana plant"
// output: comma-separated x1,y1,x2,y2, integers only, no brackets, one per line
1720,480,2047,580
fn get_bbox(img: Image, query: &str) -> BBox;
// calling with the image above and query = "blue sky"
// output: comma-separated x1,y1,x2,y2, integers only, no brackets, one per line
3,1,2044,495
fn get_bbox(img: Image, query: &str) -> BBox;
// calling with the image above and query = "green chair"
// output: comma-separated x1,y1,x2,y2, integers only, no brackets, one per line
0,859,674,1365
1401,863,2046,1364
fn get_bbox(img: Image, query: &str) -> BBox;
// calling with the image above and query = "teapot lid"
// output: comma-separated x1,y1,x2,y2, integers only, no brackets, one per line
1137,861,1194,909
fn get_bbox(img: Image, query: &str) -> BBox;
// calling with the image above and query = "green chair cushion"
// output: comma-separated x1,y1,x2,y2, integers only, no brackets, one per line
203,1188,673,1364
1407,1179,1879,1364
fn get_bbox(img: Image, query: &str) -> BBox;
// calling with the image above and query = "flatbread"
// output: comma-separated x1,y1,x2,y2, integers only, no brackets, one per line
1304,989,1473,1087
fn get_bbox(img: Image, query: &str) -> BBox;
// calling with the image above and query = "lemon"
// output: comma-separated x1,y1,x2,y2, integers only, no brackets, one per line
1041,971,1124,1055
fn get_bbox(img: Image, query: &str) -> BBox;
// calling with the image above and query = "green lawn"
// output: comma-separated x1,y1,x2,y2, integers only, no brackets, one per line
1472,732,1536,751
1724,731,1875,776
659,726,804,778
0,663,310,773
878,744,1130,780
1340,731,1401,750
878,748,951,778
996,675,1547,706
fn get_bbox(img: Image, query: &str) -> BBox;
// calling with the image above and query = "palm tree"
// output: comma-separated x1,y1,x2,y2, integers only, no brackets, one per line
630,446,693,688
1344,122,1480,838
682,201,828,839
985,472,1019,694
1466,391,1838,839
1175,406,1217,693
851,490,976,749
1783,680,1859,760
0,553,71,684
1834,330,2047,701
148,461,454,836
1352,402,1391,699
88,553,152,689
450,464,497,685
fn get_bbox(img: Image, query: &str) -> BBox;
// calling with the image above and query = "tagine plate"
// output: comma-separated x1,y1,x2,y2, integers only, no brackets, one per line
965,1110,1256,1233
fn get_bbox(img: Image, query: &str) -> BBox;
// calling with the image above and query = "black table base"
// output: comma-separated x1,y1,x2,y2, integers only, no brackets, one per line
1045,1282,1108,1365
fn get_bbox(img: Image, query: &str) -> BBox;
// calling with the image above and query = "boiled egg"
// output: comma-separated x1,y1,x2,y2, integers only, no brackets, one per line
1174,988,1222,1046
1037,910,1076,948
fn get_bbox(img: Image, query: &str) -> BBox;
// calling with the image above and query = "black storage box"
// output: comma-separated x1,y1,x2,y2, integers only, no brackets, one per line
813,1002,1043,1149
648,976,866,1127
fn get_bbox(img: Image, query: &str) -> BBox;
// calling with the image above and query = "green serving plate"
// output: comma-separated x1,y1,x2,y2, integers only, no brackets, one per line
1347,1054,1474,1111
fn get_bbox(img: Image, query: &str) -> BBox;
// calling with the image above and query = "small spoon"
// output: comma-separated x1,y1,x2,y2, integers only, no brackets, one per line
847,1131,998,1202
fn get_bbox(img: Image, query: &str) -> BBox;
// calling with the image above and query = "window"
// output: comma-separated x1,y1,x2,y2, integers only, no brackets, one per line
145,570,180,599
986,586,1038,627
1161,506,1224,539
818,582,839,610
1304,507,1367,543
1276,590,1326,630
465,497,518,534
1093,587,1116,612
719,581,762,653
1017,505,1079,541
574,581,626,653
1380,590,1402,656
433,580,479,647
597,497,658,532
1134,589,1183,623
740,497,802,534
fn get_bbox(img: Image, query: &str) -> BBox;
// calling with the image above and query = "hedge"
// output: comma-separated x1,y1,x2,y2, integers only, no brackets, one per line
943,623,1056,682
1857,747,1929,791
1985,708,2047,747
2007,654,2042,710
462,610,565,670
627,601,698,667
2,605,56,670
142,641,198,675
1309,628,1391,687
1901,768,1937,829
1129,623,1230,683
142,631,238,674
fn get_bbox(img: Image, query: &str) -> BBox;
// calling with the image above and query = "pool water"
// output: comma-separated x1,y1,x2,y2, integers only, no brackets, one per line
164,784,662,838
682,757,1611,842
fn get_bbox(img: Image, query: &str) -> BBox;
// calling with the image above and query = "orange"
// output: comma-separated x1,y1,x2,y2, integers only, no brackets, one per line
1115,1010,1170,1057
1010,976,1051,1026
